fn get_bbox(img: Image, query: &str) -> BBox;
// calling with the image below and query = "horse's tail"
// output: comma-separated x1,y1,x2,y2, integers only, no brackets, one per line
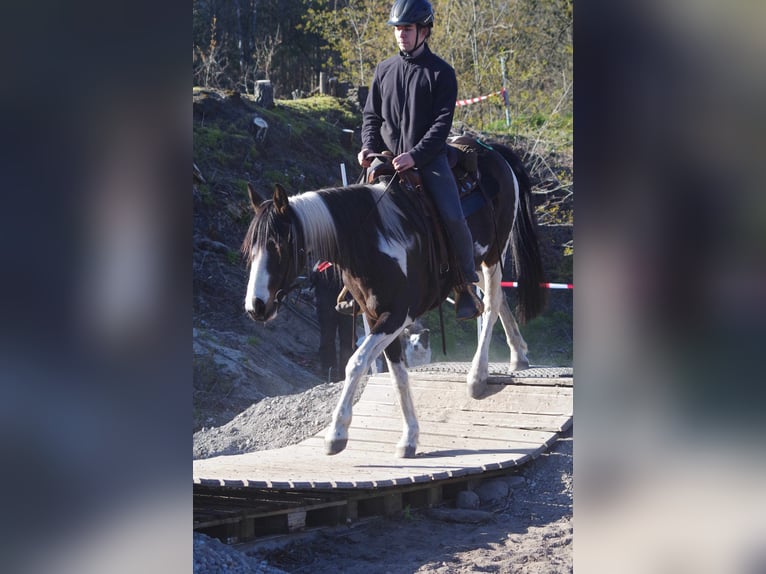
495,145,547,323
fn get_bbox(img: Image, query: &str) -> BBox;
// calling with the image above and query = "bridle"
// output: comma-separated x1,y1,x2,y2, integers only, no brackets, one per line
263,207,307,309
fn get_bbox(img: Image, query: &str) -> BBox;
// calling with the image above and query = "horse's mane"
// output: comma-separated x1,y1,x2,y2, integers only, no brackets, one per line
294,184,411,270
289,191,339,260
242,183,414,277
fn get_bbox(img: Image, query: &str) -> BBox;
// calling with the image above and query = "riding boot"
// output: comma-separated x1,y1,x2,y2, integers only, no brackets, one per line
455,284,484,321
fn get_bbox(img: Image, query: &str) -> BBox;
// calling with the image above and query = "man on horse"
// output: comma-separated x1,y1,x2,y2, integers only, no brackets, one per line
358,0,483,320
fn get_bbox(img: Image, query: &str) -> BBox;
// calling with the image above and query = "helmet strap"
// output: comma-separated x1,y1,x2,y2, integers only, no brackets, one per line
406,24,428,57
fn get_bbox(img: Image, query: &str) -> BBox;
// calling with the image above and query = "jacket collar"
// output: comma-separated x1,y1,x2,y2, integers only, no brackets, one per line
400,43,431,63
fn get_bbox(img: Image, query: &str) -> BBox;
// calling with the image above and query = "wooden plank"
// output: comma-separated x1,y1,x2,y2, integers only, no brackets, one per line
366,374,573,393
193,498,347,529
196,442,532,473
195,437,564,486
193,365,572,491
352,402,570,432
366,376,572,396
370,373,573,388
346,414,557,445
320,426,553,454
362,384,572,416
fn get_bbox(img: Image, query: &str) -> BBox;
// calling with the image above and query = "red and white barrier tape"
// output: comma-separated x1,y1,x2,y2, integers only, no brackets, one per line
456,89,505,107
501,282,573,290
317,262,572,290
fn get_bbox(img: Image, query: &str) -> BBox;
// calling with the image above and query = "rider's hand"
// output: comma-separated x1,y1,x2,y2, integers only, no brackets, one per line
393,152,415,172
358,148,374,168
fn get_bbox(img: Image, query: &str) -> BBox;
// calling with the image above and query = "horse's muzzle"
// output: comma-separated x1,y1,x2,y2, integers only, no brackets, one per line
246,297,268,321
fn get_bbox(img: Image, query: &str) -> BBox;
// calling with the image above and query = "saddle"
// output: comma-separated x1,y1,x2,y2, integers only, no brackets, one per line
366,138,484,285
366,142,479,197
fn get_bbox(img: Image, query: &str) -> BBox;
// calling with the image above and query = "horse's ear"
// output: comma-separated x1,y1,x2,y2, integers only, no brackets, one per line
247,182,263,212
273,184,290,214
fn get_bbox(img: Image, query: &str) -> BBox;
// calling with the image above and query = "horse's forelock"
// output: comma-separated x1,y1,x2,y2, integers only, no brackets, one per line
241,201,270,258
240,199,291,260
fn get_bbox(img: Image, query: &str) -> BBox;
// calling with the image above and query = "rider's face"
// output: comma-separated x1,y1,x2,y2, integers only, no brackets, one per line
395,24,425,52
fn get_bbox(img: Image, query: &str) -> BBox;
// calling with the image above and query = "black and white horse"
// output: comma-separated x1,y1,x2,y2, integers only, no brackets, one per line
242,137,545,457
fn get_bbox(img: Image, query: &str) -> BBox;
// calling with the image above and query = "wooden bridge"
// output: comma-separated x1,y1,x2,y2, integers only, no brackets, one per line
194,363,572,543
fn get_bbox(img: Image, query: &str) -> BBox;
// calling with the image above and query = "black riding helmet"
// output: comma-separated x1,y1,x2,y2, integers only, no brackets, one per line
387,0,434,28
388,0,434,56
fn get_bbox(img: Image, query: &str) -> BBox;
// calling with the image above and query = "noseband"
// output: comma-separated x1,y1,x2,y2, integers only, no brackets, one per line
274,274,304,305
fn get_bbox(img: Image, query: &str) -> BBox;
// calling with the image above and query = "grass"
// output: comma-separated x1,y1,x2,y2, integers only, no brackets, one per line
466,109,573,157
419,295,572,368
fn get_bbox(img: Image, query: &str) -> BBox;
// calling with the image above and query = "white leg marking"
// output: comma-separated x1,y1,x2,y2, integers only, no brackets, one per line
384,357,419,457
467,264,502,398
498,294,529,370
325,330,400,454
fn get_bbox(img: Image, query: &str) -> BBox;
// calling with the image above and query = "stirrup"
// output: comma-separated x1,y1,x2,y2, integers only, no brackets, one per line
455,285,483,320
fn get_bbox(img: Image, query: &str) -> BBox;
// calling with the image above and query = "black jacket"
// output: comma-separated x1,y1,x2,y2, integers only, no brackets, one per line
361,44,457,167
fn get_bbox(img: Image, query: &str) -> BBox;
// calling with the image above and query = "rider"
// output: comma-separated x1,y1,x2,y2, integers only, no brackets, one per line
358,0,483,320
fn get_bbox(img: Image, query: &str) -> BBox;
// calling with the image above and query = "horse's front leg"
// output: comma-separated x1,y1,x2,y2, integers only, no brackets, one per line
325,330,396,455
383,337,419,458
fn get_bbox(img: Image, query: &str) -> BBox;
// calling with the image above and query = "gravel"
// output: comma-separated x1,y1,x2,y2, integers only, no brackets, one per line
194,533,288,574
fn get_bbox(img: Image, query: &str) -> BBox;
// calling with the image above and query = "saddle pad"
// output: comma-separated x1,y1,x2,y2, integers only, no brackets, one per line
460,184,498,218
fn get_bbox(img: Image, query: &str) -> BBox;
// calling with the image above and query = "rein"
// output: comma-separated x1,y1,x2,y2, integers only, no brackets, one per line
357,157,399,230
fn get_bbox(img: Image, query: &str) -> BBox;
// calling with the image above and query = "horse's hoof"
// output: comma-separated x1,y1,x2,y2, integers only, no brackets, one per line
467,381,487,399
396,445,417,458
325,438,348,455
510,359,530,371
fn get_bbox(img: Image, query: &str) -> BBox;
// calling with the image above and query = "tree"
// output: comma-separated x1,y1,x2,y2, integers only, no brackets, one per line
191,0,573,143
301,0,391,87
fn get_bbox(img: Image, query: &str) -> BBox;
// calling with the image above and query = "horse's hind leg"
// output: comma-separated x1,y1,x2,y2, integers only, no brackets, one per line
325,330,397,455
467,264,502,398
498,294,530,371
383,337,419,458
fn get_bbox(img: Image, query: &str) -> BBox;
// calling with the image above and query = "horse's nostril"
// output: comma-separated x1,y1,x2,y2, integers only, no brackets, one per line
254,298,266,316
246,298,267,320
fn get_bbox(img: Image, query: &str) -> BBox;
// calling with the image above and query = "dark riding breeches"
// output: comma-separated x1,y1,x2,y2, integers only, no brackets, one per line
419,154,480,284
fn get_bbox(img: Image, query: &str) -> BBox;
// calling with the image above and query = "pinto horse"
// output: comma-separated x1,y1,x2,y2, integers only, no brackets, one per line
242,137,545,457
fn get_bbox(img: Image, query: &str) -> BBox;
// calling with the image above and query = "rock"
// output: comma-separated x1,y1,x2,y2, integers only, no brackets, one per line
193,533,288,574
253,80,274,108
455,490,480,509
505,475,526,489
475,479,510,504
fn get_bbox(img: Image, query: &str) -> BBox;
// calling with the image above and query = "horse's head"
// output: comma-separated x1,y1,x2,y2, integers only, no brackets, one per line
242,183,304,322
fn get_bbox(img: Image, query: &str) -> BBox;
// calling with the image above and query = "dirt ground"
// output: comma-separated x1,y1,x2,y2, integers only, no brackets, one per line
253,430,573,574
